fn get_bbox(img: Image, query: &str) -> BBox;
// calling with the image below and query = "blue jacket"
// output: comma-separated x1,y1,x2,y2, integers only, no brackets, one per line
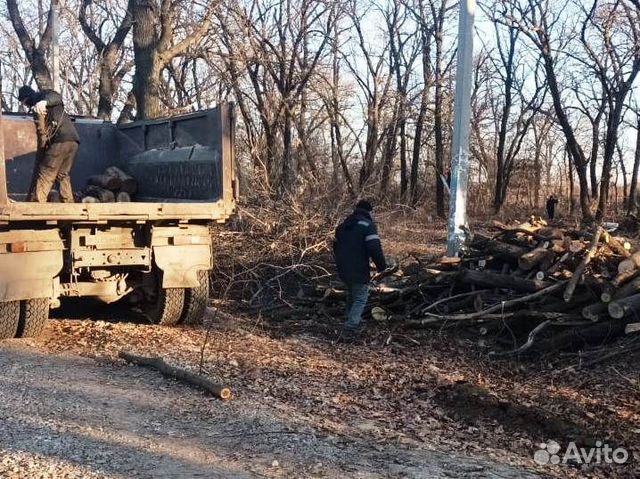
333,208,386,284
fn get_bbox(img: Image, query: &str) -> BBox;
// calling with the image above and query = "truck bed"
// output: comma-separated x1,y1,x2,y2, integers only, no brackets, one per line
0,106,237,223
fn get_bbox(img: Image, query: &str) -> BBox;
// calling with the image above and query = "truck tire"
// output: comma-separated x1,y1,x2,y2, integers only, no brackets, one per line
144,287,185,326
17,298,50,338
0,301,20,340
180,270,210,325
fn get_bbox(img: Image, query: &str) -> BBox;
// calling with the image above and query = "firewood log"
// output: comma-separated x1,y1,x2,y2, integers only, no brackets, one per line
617,251,640,274
518,248,555,272
459,269,549,293
581,302,609,321
612,277,640,301
116,191,131,202
88,174,122,191
469,235,529,263
602,232,631,258
85,185,115,203
608,293,640,319
104,166,137,194
563,227,604,303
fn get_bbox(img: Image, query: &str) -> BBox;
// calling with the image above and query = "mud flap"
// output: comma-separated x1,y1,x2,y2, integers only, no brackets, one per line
153,244,212,288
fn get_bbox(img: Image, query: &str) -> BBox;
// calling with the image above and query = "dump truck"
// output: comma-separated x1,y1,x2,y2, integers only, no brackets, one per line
0,104,237,339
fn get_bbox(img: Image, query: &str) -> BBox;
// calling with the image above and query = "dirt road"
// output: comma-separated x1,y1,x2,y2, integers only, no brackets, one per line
0,336,544,479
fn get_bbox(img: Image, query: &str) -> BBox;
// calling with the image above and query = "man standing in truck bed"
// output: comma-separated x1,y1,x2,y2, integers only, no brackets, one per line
18,85,80,203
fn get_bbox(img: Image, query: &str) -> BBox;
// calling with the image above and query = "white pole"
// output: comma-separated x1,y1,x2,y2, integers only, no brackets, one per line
446,0,476,257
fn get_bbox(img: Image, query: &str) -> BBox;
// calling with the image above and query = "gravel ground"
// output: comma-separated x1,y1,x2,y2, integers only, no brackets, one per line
0,338,545,479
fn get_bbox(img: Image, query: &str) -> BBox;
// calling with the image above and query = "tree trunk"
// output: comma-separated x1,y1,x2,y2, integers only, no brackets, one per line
7,0,55,90
132,0,162,119
628,116,640,215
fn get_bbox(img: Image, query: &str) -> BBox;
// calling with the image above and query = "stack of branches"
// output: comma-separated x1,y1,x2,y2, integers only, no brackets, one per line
266,217,640,358
80,166,137,203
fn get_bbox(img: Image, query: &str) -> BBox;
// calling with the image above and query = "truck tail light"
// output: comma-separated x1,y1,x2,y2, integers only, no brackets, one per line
10,242,27,253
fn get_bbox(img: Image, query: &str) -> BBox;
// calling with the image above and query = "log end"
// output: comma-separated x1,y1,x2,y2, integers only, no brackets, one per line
608,302,625,320
219,388,232,400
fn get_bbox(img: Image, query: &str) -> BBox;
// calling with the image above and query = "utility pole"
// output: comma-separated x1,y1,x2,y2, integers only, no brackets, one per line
446,0,476,257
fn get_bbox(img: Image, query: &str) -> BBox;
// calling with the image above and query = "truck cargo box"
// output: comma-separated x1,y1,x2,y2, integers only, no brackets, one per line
0,105,237,222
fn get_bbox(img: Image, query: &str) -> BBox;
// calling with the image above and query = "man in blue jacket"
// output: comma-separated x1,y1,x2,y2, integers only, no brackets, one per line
333,200,386,340
18,85,80,203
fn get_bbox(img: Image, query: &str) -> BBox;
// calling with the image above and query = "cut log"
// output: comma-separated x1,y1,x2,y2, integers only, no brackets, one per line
581,302,609,321
85,185,115,203
548,252,571,275
608,293,640,319
118,351,231,400
518,247,555,272
88,174,122,191
612,268,640,288
104,166,137,194
617,251,640,274
612,277,640,301
569,241,586,253
469,235,529,263
459,269,549,293
536,227,564,240
602,232,631,258
563,227,603,303
116,191,131,202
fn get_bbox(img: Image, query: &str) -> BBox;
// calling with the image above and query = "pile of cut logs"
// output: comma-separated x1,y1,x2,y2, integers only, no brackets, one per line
267,217,640,357
80,166,137,203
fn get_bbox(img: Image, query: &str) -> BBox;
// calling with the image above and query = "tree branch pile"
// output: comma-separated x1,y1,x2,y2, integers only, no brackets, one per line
264,217,640,358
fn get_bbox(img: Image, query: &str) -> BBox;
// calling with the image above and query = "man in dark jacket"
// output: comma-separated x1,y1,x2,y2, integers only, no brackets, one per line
333,200,387,339
18,85,80,203
546,194,559,220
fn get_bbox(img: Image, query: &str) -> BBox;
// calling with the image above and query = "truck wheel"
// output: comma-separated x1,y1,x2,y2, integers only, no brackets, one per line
144,287,185,326
0,301,20,340
17,298,50,338
180,270,210,325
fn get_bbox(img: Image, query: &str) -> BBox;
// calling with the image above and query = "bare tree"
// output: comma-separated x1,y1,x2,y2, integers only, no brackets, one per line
6,0,57,89
79,0,133,119
131,0,217,119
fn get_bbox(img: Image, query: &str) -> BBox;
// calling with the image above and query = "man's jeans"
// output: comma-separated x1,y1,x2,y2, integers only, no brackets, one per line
344,283,369,332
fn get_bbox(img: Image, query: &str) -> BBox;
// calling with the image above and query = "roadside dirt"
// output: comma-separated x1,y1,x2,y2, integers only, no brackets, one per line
0,322,544,479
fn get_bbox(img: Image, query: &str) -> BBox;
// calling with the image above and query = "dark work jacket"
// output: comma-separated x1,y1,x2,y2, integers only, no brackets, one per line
546,197,558,211
29,90,80,145
333,208,386,284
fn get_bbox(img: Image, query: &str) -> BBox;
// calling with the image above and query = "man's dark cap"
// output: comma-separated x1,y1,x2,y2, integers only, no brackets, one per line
18,85,35,102
355,199,373,212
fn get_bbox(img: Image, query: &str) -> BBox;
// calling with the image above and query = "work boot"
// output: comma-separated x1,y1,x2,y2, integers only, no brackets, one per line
338,326,363,343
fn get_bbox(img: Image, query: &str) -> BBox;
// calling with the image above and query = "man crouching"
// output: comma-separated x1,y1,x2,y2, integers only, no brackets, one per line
333,200,386,341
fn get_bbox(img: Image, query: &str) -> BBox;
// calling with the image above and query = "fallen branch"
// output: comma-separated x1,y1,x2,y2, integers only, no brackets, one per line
119,351,232,400
563,227,604,303
409,281,566,324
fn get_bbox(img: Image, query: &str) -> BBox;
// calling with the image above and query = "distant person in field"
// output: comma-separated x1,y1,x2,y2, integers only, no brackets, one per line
18,85,80,203
333,200,386,340
546,194,559,220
